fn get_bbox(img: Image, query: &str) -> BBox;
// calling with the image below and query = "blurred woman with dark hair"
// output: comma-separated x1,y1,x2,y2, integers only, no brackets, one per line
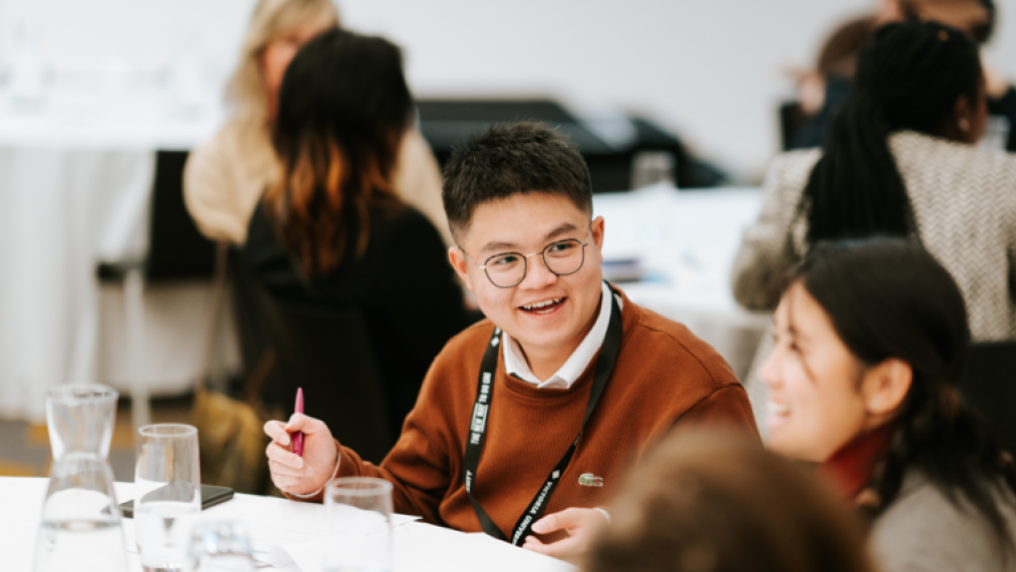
762,238,1016,571
735,20,1016,341
241,29,472,437
184,0,450,247
585,429,876,572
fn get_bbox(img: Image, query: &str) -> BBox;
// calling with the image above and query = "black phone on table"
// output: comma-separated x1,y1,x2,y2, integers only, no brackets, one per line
119,484,234,519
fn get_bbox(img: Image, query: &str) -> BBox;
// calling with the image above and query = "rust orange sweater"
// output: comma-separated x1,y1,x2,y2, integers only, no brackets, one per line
323,290,757,536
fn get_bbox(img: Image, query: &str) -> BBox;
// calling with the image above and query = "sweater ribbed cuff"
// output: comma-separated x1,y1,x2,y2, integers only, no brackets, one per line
286,445,341,499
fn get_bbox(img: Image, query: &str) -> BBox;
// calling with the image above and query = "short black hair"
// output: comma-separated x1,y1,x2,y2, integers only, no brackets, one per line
441,122,593,242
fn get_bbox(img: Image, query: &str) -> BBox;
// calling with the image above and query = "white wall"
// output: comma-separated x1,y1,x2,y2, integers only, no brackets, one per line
1,0,1014,180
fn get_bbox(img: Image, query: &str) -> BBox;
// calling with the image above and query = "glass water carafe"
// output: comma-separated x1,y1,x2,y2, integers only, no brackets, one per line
34,384,127,572
45,384,118,460
33,453,129,572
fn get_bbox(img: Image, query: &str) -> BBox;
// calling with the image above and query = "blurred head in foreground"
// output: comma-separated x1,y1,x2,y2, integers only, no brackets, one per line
585,430,875,572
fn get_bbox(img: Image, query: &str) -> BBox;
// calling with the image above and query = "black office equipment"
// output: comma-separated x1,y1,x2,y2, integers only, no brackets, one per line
416,98,727,191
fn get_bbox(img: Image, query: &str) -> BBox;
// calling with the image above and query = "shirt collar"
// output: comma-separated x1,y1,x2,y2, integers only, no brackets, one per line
503,282,620,390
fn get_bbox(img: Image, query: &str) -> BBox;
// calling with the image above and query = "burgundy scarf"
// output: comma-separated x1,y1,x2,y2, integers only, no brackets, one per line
818,424,896,501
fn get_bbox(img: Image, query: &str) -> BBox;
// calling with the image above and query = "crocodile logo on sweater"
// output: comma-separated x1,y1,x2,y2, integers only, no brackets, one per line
578,473,603,487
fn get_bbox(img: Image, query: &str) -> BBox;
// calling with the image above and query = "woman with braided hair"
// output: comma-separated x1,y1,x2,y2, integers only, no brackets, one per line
734,19,1016,340
761,237,1016,572
733,19,1016,432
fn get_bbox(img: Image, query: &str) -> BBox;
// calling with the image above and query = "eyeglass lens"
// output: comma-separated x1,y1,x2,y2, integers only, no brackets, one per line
483,239,585,287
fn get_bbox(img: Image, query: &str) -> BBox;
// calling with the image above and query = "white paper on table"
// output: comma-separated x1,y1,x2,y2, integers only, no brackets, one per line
118,485,423,571
250,512,419,572
278,519,581,572
123,507,420,571
379,522,578,572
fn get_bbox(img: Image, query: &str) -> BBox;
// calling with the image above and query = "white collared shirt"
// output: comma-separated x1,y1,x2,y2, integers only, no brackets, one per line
503,282,621,389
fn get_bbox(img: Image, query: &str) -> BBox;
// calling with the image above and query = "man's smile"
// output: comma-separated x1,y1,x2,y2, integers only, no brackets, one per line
519,297,568,315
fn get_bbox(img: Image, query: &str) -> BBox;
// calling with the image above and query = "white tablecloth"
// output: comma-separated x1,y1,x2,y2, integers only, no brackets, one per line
1,476,576,572
0,89,231,422
593,185,769,380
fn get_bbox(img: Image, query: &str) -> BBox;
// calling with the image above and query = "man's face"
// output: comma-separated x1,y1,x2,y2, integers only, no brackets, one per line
450,192,605,357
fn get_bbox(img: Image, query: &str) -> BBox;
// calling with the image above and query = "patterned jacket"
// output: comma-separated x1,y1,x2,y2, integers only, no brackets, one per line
731,130,1016,341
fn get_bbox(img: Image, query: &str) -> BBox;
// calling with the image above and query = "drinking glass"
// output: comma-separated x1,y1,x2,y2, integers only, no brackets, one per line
324,477,393,572
33,453,129,572
189,521,255,572
135,424,201,572
46,384,118,460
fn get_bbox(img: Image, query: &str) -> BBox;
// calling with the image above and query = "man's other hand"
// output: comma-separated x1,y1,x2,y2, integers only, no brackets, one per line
522,507,609,561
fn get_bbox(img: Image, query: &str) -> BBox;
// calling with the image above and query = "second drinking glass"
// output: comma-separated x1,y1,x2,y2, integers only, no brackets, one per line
324,477,393,572
135,424,201,572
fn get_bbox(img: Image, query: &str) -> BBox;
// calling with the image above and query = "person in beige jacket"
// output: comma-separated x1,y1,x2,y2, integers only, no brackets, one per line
184,0,449,247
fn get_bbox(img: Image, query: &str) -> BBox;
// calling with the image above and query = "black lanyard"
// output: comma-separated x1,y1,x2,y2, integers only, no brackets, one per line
463,285,623,545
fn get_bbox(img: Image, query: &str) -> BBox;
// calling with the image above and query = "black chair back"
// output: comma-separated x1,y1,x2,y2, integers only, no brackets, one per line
228,247,273,389
958,341,1016,454
146,151,216,281
415,98,728,191
256,289,394,464
97,150,216,282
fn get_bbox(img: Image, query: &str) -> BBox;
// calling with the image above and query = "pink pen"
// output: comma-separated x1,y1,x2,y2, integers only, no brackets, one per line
292,387,305,457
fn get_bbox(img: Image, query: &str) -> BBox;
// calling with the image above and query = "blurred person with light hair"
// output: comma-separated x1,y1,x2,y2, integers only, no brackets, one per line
184,0,449,246
585,429,876,572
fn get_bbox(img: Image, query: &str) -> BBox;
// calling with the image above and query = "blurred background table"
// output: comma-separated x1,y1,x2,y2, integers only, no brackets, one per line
0,84,231,423
593,185,770,380
1,476,578,572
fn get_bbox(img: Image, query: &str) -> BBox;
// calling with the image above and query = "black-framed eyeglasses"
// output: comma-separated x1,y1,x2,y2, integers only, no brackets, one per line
462,238,589,288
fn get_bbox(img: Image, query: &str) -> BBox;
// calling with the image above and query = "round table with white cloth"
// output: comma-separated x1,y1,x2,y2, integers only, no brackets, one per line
1,476,578,572
0,87,233,422
592,184,770,382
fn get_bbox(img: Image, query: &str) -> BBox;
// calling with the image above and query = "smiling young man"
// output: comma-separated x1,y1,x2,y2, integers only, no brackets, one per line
264,122,757,559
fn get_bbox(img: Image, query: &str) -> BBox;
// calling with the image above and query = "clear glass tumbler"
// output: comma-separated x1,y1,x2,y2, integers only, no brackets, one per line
45,384,118,460
189,521,255,572
135,424,202,572
324,477,393,572
33,453,129,572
